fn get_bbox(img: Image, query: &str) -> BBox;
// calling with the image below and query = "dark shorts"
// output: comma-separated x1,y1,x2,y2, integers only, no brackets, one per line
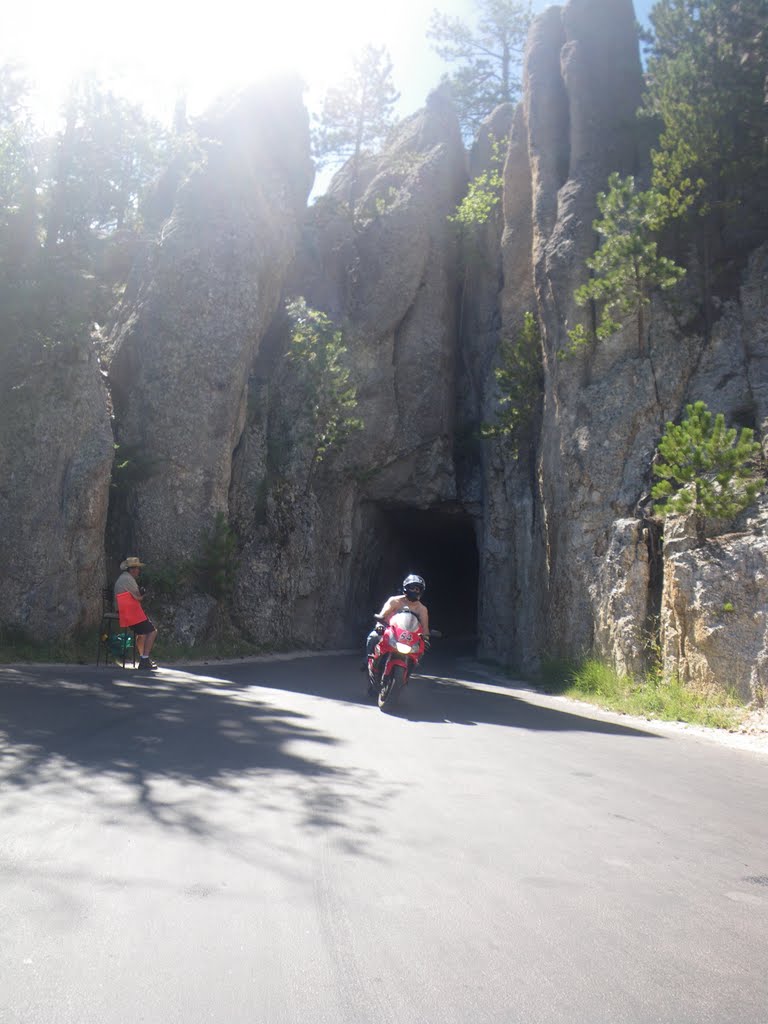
132,618,156,635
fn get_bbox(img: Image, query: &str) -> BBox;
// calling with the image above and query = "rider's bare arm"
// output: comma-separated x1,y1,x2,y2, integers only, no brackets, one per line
419,603,430,637
376,595,401,622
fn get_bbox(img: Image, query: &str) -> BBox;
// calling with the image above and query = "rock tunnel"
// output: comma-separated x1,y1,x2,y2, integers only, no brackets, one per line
353,502,479,649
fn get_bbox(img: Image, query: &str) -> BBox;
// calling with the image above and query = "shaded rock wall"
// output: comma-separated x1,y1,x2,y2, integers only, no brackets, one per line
482,100,550,668
742,245,768,446
337,86,467,502
0,339,113,639
455,102,546,668
230,87,468,648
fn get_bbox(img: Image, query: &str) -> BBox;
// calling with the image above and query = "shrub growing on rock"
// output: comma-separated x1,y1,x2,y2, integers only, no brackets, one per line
652,400,764,543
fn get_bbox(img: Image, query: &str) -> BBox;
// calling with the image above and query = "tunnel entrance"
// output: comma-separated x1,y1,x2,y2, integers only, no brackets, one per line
355,502,479,648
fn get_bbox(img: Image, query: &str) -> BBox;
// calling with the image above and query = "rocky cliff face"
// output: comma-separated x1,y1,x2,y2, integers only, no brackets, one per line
459,0,654,669
477,0,768,685
0,338,113,639
660,513,768,703
656,250,768,702
106,79,314,570
525,0,649,664
3,1,766,696
229,87,468,648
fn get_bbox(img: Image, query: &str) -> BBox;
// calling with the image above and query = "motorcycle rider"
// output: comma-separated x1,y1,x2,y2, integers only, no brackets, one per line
365,574,431,672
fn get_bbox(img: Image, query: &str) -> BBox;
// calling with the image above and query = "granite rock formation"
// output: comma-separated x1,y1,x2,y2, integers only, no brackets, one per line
106,78,314,569
229,86,467,648
3,1,767,700
0,337,113,639
471,0,767,692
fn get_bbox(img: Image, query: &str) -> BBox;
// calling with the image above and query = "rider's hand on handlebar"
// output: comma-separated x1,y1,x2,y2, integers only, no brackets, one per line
423,635,431,650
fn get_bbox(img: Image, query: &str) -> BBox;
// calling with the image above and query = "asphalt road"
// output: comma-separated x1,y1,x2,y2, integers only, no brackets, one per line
1,652,766,1024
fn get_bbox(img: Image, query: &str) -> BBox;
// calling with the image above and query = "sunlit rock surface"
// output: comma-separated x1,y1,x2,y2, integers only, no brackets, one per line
107,78,313,569
661,513,768,702
469,0,767,686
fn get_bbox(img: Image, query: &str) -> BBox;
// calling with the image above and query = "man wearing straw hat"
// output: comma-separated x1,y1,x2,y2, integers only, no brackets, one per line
114,557,159,671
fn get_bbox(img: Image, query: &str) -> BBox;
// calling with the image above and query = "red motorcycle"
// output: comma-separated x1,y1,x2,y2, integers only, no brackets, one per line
367,607,429,711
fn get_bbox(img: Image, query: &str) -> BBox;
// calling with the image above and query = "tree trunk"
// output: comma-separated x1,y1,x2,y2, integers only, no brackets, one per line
694,481,706,546
349,84,368,213
44,98,77,254
638,301,645,357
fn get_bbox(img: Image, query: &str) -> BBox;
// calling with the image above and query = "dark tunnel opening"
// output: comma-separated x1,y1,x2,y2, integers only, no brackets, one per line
356,502,479,651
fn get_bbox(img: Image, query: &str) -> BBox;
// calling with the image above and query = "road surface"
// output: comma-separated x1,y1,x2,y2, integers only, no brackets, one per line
1,653,766,1023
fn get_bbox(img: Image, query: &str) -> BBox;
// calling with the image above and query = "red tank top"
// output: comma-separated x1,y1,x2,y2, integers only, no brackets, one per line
116,590,146,627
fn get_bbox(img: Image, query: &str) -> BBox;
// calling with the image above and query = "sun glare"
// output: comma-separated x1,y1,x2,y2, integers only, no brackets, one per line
7,1,650,129
6,0,444,127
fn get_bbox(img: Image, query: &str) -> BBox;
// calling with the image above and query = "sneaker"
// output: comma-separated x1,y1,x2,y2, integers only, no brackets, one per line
138,657,157,671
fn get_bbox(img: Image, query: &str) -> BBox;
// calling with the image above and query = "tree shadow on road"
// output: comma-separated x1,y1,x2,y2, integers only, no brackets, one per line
0,652,659,845
397,671,660,737
198,653,662,739
0,661,389,852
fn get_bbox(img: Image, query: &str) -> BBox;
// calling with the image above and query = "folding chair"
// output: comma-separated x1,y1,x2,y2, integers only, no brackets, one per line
96,587,135,667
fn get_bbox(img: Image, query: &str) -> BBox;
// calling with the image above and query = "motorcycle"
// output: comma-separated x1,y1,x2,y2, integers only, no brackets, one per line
367,606,430,711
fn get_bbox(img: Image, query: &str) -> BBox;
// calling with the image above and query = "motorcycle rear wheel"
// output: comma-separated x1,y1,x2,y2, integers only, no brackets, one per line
378,663,406,711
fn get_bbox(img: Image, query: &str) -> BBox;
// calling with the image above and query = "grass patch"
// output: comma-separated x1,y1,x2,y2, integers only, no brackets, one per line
0,628,96,665
152,637,268,664
535,657,747,731
0,626,271,667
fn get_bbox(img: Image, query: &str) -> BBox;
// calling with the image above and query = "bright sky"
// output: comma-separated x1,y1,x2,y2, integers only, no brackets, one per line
5,0,654,130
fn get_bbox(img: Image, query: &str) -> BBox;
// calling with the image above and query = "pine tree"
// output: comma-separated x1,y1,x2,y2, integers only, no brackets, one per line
652,400,764,543
642,0,768,319
644,0,767,213
428,0,531,139
312,45,399,207
1,67,170,355
481,311,543,458
0,64,40,359
450,134,505,226
42,74,168,252
0,63,37,258
568,173,685,355
285,299,363,470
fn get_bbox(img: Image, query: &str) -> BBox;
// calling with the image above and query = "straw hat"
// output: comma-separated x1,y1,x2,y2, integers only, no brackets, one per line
119,556,146,571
